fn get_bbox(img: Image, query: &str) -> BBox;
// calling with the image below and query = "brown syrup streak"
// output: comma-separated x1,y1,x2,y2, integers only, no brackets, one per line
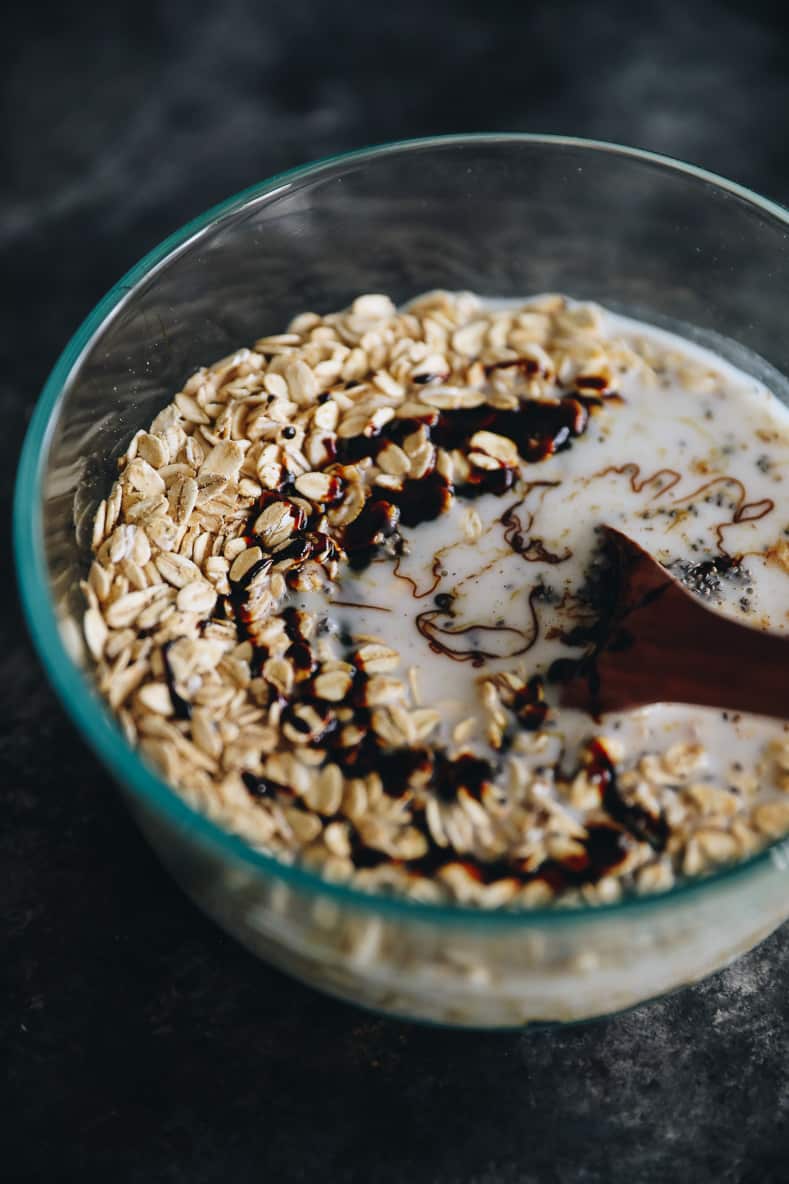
162,641,192,720
585,739,668,851
329,599,392,613
484,357,542,376
500,485,571,565
518,538,572,565
590,465,774,558
414,613,532,666
669,475,775,555
392,550,445,600
415,585,542,666
593,462,682,500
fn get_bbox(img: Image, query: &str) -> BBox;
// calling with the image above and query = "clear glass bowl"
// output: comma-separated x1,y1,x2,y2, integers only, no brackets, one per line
15,134,789,1028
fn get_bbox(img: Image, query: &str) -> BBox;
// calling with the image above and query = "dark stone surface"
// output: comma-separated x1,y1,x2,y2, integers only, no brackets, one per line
3,1,789,1179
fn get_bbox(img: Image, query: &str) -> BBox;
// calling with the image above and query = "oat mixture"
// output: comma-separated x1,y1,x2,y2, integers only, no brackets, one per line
82,291,789,907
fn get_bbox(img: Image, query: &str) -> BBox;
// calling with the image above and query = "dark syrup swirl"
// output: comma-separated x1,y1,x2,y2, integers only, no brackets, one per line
336,394,596,567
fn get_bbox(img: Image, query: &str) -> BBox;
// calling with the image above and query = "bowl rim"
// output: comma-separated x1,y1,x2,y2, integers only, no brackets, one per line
14,131,789,927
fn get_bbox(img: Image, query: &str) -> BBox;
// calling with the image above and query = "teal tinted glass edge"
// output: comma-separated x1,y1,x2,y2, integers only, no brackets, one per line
14,133,789,928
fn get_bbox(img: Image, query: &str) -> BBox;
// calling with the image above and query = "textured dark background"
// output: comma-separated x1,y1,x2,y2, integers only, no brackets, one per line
4,1,789,1180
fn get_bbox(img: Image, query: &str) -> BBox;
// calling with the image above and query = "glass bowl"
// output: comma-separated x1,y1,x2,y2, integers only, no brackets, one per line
15,134,789,1028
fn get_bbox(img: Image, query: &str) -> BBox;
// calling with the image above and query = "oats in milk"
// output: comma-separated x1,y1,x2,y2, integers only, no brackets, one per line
83,291,789,907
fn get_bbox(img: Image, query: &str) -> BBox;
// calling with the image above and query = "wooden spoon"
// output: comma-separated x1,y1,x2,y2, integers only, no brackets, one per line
552,526,789,720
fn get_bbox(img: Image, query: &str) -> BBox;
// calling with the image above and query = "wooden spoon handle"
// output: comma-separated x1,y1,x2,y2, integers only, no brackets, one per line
590,580,789,717
559,529,789,720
